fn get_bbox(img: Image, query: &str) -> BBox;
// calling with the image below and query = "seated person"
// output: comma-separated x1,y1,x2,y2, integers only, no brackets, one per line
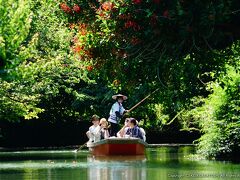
140,127,146,141
117,118,131,138
136,120,146,142
126,118,144,140
99,118,110,139
86,115,101,147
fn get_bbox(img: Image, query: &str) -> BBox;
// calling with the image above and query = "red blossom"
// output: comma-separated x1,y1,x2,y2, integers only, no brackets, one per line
78,23,87,35
99,12,105,17
153,0,161,4
79,24,87,32
101,1,114,11
131,37,141,45
85,50,93,58
132,0,142,4
73,4,81,13
118,13,132,20
73,45,84,53
124,21,133,28
86,65,93,71
150,13,158,26
60,3,72,14
124,20,140,31
72,36,78,43
118,14,126,20
79,23,87,29
80,29,87,35
163,10,169,18
69,23,75,29
117,50,128,58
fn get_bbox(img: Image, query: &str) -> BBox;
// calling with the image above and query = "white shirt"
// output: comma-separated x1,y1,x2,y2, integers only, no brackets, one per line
89,125,101,142
140,127,146,141
108,102,125,124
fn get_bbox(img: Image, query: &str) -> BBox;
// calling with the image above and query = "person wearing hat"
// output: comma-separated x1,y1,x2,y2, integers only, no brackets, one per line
108,94,128,136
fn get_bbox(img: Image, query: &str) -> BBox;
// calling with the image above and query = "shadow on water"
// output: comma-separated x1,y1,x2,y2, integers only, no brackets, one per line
1,146,240,180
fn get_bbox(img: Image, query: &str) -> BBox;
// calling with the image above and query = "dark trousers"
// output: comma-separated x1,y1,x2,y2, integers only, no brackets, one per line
109,122,119,137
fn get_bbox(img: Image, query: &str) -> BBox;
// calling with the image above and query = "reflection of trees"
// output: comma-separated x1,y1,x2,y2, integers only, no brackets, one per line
87,156,146,180
146,146,195,163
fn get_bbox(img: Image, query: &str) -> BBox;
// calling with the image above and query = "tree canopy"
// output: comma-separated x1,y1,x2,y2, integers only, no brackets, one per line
59,0,239,103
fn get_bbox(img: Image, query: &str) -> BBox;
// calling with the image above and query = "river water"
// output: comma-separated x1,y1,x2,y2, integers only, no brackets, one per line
0,146,240,180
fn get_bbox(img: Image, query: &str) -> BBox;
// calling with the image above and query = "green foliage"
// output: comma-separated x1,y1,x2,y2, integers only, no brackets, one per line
0,0,98,122
151,103,169,128
0,79,43,121
0,0,31,68
197,65,240,159
179,43,240,159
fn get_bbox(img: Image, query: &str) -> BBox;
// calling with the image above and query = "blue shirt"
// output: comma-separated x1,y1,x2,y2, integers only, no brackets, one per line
126,125,143,140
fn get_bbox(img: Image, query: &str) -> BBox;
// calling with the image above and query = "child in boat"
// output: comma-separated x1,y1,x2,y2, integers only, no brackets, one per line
117,118,131,137
126,118,144,140
99,118,110,139
86,115,101,147
108,94,128,137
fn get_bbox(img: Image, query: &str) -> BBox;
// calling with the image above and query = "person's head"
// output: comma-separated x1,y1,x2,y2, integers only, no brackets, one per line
91,115,100,126
124,118,131,126
100,118,108,128
129,118,137,128
117,96,124,103
112,94,127,103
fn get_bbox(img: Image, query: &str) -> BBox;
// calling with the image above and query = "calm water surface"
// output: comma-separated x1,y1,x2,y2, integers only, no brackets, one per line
0,146,240,180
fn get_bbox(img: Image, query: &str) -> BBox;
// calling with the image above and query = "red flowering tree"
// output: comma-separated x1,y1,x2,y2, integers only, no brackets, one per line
59,0,240,108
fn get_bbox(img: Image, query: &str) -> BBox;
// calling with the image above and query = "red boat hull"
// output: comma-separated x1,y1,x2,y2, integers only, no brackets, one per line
91,138,148,156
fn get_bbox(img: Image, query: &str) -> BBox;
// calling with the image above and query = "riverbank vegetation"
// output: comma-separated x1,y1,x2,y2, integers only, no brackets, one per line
0,0,239,161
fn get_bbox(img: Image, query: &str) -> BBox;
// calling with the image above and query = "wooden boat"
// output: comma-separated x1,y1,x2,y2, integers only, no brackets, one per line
89,137,148,156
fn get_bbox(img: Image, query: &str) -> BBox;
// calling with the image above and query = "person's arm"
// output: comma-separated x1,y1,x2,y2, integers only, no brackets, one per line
118,126,128,137
105,129,110,138
121,105,129,115
137,127,144,139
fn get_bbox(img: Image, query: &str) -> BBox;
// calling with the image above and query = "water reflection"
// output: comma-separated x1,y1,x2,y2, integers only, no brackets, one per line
146,147,240,180
87,155,146,180
1,147,240,180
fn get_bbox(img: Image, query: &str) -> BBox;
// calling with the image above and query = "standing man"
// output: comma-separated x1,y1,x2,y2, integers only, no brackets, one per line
108,94,128,136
